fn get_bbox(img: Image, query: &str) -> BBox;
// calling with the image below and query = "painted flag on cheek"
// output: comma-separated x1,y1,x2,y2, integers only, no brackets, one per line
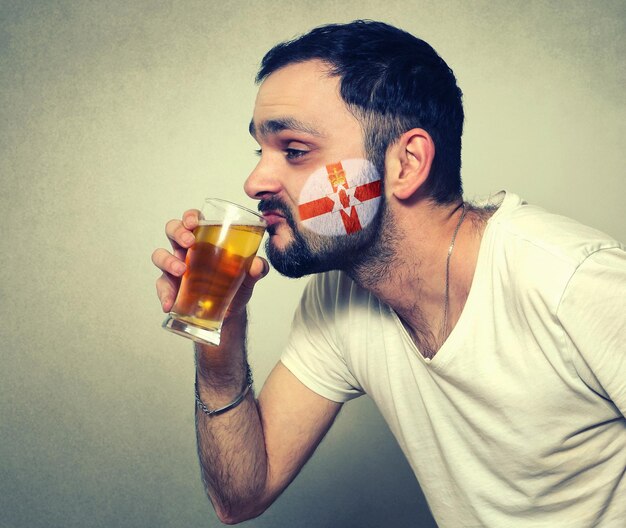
298,159,382,236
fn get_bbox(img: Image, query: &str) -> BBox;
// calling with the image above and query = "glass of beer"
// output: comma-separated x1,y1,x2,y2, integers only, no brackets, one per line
162,198,266,346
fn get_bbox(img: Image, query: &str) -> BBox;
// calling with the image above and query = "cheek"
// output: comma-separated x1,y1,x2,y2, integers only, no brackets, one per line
297,159,382,237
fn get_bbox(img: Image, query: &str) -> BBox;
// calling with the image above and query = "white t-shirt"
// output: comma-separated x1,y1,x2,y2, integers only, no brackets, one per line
281,192,626,527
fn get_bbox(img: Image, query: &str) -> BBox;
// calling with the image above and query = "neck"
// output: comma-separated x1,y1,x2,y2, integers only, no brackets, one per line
347,198,487,358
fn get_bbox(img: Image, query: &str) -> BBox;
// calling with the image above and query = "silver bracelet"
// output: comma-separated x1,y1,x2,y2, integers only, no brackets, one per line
195,365,254,417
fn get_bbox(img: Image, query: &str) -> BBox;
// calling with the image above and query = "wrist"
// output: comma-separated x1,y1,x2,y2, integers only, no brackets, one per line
195,364,253,417
195,344,246,380
194,309,248,372
222,305,248,328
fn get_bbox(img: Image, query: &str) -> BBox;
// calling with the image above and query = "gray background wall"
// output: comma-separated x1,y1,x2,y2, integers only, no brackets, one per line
1,1,624,527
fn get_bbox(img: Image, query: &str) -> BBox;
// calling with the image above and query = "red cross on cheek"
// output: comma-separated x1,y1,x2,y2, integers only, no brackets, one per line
298,161,382,235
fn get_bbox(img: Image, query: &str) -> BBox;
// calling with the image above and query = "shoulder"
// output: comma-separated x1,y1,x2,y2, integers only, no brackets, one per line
478,191,624,310
283,271,369,402
487,191,622,268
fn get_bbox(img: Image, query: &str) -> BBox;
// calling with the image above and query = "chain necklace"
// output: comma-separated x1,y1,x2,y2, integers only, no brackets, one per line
441,202,467,344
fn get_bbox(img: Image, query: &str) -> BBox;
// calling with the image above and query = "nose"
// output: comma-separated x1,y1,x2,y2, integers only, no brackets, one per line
244,157,282,200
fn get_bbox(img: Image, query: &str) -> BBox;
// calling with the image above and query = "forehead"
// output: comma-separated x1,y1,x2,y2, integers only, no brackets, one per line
252,60,351,133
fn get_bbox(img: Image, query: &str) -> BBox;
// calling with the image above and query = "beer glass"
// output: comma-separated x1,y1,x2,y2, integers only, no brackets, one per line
162,198,266,346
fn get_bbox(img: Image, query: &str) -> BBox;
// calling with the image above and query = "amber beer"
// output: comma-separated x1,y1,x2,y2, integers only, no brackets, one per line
172,223,264,329
163,198,266,346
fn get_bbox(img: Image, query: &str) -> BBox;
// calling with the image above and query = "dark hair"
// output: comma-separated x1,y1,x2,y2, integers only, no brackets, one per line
256,20,464,203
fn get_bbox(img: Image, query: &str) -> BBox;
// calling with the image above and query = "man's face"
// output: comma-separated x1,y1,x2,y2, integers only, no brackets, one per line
245,60,385,277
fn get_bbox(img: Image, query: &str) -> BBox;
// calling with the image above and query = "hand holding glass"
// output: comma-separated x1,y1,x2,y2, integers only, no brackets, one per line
163,198,266,346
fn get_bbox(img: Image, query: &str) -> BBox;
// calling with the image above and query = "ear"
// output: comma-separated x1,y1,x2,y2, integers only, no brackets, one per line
386,129,435,200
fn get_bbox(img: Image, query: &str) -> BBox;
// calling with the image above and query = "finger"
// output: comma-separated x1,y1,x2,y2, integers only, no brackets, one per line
182,209,201,230
156,273,179,312
239,256,270,292
247,256,270,283
223,257,269,316
165,218,196,250
172,246,187,262
151,248,186,276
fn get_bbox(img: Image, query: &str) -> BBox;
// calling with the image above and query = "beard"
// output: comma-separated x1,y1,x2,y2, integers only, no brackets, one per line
258,195,398,282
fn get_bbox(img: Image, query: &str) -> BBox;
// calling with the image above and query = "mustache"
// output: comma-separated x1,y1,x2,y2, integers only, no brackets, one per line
258,196,291,217
258,196,299,234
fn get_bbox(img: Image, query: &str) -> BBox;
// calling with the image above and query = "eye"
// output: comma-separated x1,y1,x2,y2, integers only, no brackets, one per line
285,148,309,160
254,148,262,157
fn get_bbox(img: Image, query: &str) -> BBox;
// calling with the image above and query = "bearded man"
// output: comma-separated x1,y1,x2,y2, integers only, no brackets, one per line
152,20,626,527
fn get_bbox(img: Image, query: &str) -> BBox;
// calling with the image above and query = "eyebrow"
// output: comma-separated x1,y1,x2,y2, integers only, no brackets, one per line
248,117,324,139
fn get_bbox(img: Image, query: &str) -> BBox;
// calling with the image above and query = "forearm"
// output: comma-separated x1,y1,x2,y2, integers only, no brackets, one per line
194,311,269,524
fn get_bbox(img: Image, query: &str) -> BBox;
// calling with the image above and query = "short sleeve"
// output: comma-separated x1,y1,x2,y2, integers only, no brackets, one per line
558,246,626,416
281,272,364,403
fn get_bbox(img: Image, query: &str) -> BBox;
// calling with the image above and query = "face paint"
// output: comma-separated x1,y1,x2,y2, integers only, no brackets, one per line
297,159,381,236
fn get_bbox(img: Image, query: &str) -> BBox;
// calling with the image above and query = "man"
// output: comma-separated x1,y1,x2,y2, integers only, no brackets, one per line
152,21,625,527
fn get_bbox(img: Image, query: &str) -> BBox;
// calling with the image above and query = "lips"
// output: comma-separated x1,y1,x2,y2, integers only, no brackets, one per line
261,211,285,227
259,197,290,225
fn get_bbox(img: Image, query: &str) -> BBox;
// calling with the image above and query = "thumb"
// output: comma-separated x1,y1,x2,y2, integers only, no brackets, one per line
226,256,270,316
245,256,270,287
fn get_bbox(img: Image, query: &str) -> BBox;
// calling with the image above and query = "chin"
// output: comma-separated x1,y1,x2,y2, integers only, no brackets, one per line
264,238,318,278
266,233,292,255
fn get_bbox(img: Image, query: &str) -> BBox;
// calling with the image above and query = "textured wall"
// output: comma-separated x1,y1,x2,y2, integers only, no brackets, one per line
1,1,624,527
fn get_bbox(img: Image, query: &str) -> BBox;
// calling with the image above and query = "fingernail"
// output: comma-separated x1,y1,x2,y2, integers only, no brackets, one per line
182,233,194,245
174,262,186,274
